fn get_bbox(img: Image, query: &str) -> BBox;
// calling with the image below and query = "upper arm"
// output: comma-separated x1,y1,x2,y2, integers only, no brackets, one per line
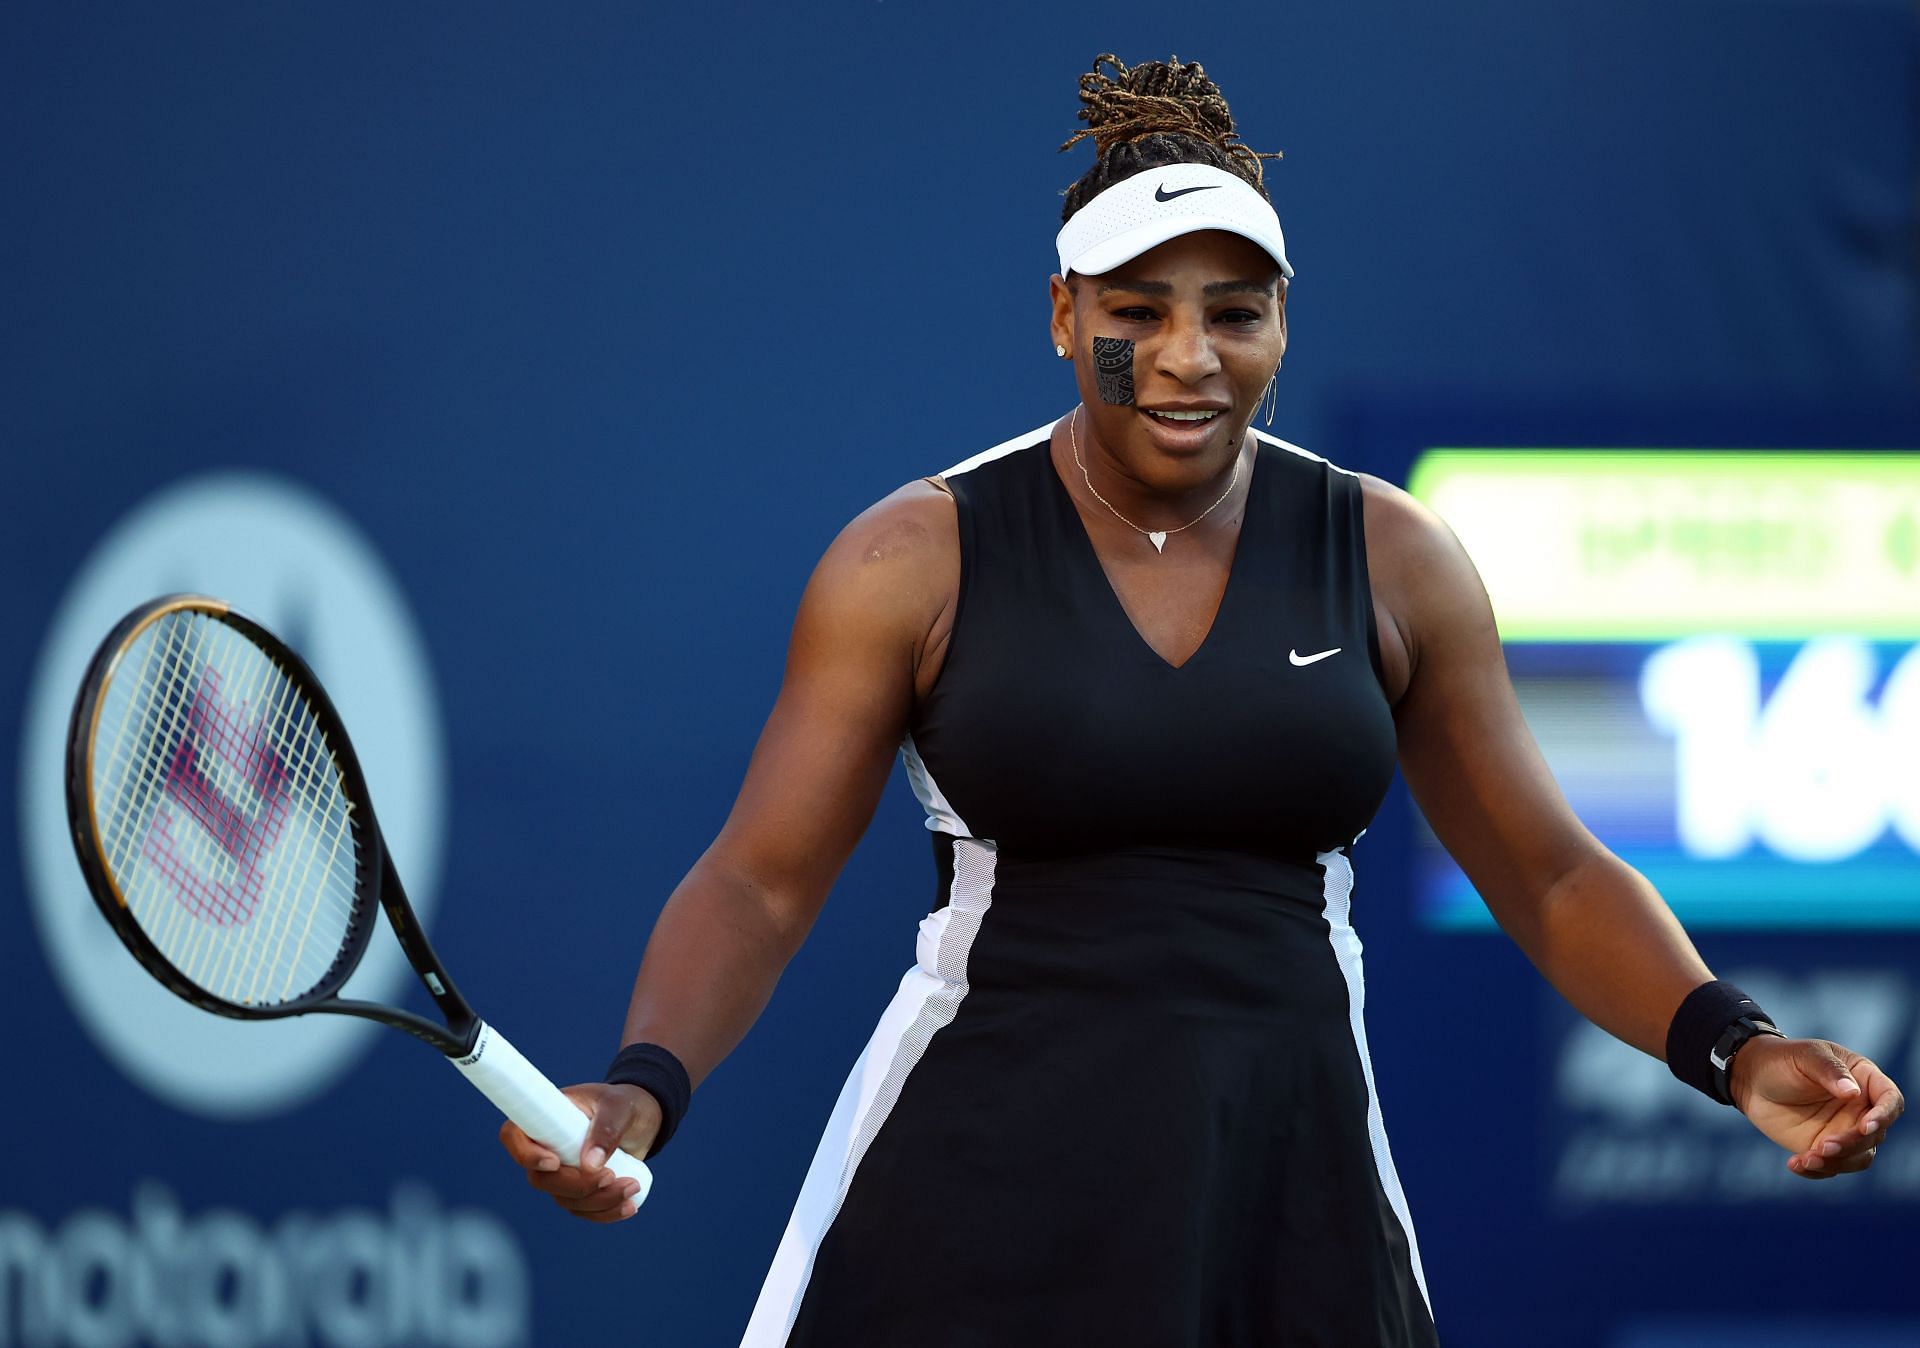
1362,476,1606,928
702,480,958,941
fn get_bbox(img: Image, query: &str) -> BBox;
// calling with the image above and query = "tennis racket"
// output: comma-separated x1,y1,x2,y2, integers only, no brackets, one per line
64,593,652,1198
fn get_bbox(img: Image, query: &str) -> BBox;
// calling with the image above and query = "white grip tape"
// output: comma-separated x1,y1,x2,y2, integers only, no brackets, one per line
451,1021,654,1202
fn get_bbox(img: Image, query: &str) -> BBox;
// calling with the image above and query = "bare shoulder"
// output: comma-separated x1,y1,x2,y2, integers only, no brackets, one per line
1354,472,1499,698
1357,473,1451,567
813,478,958,602
836,477,956,563
797,479,959,687
1357,473,1489,603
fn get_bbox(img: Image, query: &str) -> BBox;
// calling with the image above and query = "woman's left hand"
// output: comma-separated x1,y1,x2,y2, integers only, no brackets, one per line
1729,1036,1905,1179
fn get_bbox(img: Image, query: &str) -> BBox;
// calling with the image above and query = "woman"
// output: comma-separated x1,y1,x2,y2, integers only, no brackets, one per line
499,55,1905,1347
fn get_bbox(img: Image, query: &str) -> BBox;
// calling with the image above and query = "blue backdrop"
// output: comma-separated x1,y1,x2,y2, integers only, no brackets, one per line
4,3,1917,1345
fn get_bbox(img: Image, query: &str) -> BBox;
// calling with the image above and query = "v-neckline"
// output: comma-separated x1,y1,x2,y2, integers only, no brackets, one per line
1046,433,1262,673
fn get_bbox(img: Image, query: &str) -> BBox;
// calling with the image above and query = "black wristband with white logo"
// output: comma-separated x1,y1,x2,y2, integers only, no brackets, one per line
1666,979,1783,1105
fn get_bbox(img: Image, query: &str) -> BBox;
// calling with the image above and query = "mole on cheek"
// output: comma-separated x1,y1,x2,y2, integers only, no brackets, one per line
1092,336,1135,406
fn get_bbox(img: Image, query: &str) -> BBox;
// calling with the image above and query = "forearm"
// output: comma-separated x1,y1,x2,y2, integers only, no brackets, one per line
1499,849,1713,1060
617,850,810,1088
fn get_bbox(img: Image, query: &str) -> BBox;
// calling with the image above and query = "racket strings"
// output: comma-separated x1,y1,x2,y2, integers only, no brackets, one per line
102,615,292,986
131,617,255,972
171,632,325,999
179,630,321,996
90,610,363,1007
140,616,357,1002
152,669,287,925
179,617,358,1002
105,619,232,927
242,671,359,1003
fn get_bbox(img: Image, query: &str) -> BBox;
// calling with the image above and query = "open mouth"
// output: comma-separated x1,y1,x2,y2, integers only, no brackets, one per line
1143,409,1221,423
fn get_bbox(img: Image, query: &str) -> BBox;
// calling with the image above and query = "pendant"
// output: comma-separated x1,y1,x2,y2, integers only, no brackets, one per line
1148,531,1168,553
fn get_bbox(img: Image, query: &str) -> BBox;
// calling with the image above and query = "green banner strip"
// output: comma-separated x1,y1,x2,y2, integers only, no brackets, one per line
1406,451,1920,641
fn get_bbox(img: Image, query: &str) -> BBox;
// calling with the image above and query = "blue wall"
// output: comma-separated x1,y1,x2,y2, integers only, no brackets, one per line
4,4,1916,1344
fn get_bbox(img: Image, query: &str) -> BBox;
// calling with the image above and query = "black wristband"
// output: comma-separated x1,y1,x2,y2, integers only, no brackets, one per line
1665,979,1781,1105
605,1043,692,1158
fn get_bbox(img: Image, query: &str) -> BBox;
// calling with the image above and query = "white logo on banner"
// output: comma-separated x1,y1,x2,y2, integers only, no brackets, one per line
18,473,447,1119
1552,969,1920,1203
1643,636,1920,861
0,1184,527,1348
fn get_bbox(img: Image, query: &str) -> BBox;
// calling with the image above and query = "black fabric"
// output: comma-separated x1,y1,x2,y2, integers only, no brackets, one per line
1665,979,1776,1104
912,432,1397,859
604,1041,691,1158
785,432,1431,1347
930,830,955,912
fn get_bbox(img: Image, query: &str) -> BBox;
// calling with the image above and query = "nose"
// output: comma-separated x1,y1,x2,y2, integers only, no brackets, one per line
1153,314,1221,385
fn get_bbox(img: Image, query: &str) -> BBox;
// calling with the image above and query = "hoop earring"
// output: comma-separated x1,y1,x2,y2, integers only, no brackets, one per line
1260,374,1279,428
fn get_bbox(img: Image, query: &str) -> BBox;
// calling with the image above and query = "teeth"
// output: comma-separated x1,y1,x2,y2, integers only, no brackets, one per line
1147,409,1220,422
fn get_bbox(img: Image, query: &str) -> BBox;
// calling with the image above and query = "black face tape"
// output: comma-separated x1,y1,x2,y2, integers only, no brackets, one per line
1092,336,1135,406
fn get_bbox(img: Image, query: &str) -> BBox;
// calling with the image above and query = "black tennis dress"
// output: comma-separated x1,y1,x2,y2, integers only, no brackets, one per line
740,421,1437,1347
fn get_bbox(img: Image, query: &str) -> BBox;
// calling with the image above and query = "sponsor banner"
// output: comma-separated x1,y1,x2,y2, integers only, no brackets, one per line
1408,449,1920,932
1420,639,1920,929
1406,450,1920,642
0,1183,529,1348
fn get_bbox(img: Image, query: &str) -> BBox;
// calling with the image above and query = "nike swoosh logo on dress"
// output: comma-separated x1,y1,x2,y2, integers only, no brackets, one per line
1289,647,1342,666
1154,183,1221,202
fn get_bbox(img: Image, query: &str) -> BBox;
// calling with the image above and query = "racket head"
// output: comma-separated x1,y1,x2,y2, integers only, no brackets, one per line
65,595,385,1022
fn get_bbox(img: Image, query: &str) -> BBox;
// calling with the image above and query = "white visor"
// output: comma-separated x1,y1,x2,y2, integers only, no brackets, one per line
1055,162,1293,282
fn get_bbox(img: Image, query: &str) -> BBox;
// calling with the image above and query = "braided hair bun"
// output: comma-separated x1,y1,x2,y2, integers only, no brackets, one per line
1059,54,1281,222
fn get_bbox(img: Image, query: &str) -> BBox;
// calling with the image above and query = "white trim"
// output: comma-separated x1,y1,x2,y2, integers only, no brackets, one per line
1249,427,1361,479
899,734,969,836
940,420,1058,479
942,424,1328,482
1316,847,1432,1318
739,837,998,1346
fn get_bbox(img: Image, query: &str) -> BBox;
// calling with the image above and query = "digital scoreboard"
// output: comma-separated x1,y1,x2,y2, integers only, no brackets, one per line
1406,450,1920,930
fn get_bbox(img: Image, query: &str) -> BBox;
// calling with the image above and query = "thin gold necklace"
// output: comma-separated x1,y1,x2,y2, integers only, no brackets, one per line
1068,405,1242,554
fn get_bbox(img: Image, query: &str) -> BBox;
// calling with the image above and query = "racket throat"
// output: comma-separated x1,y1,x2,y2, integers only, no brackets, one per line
326,997,475,1056
374,850,480,1052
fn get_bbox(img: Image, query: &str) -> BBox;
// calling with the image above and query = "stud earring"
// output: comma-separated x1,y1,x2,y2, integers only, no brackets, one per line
1055,344,1068,358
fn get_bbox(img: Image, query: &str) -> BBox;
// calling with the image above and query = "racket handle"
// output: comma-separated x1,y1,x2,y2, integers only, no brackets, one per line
450,1020,654,1202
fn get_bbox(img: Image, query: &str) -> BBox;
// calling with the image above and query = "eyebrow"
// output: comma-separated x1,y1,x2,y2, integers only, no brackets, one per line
1097,278,1173,296
1096,277,1277,298
1204,278,1278,298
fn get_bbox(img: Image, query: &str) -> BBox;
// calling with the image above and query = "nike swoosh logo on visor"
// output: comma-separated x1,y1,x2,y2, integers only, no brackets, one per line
1290,647,1342,667
1154,184,1221,202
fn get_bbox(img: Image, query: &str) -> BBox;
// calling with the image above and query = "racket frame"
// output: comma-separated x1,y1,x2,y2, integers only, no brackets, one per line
64,594,655,1194
65,594,482,1057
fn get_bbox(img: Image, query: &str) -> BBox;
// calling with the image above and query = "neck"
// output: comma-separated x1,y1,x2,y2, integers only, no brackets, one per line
1066,407,1250,532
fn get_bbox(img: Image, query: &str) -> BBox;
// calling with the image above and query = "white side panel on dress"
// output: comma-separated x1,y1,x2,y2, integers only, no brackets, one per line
739,834,998,1347
1317,847,1433,1318
900,734,969,836
741,428,1028,1342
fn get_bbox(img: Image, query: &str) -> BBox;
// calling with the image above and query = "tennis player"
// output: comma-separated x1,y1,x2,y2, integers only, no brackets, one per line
499,53,1906,1347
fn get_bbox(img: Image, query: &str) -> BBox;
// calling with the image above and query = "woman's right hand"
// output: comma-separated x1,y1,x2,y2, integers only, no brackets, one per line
498,1082,661,1223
